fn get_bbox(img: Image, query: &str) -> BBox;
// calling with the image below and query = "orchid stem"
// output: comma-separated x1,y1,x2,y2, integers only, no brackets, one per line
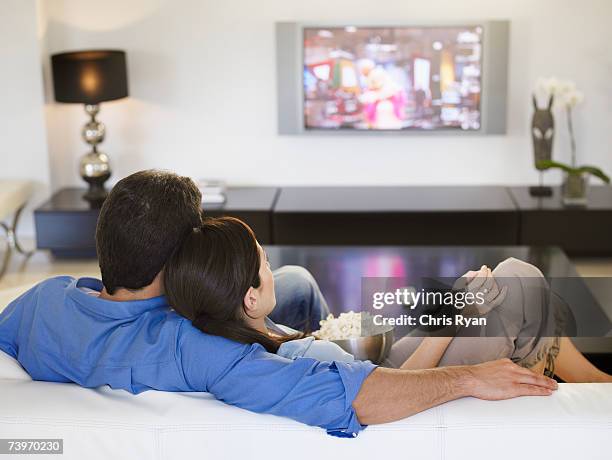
567,106,577,168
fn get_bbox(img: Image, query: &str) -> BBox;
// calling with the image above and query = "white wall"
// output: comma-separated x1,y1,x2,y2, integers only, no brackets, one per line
0,0,50,235
34,0,612,190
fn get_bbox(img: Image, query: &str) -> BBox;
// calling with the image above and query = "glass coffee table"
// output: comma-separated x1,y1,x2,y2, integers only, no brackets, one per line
266,245,612,364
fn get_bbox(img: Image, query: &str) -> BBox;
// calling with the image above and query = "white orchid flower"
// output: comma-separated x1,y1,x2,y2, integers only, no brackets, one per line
563,89,584,108
536,77,558,97
557,80,576,95
534,77,583,109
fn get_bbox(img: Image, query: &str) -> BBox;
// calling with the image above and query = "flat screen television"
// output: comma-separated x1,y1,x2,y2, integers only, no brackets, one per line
276,21,509,135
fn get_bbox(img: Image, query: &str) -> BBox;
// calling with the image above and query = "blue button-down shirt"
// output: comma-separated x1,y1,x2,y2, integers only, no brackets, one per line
0,276,376,437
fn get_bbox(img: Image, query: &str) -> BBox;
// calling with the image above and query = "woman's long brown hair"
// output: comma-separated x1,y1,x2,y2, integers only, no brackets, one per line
164,216,301,353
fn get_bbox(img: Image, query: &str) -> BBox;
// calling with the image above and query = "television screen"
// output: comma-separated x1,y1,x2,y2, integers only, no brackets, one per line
303,26,483,131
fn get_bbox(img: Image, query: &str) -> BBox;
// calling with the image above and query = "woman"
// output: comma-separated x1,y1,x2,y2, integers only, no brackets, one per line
164,217,612,382
164,216,353,362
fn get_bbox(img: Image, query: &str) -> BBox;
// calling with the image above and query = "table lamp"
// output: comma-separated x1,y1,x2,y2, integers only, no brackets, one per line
51,50,128,200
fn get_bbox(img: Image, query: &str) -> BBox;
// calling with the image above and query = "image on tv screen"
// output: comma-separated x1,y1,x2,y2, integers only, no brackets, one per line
303,26,483,131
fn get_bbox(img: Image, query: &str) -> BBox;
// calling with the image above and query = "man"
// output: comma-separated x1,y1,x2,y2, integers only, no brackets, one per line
0,170,557,437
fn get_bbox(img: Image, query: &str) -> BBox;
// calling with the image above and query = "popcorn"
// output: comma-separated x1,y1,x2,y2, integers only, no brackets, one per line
312,311,363,340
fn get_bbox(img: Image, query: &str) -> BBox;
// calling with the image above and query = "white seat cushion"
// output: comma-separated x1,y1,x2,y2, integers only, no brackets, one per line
0,350,30,380
0,350,610,460
0,179,32,221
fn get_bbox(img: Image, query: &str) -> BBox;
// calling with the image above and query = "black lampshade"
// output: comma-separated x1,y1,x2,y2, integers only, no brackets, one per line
51,50,128,104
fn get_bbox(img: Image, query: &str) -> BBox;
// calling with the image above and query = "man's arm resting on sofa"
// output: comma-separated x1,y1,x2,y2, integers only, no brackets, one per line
353,358,558,425
179,324,556,434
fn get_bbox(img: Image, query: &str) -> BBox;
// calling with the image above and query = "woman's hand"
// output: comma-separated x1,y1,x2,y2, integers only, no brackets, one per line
455,265,508,316
399,265,509,371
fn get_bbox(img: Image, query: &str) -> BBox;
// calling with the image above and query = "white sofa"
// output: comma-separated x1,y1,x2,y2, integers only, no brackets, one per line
1,287,611,459
1,349,611,459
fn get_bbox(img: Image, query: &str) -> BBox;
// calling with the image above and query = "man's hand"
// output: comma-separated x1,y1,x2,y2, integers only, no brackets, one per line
459,358,558,400
354,359,557,425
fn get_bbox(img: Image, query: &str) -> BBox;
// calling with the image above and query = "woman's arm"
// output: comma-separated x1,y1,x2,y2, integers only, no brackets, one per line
399,265,502,370
399,336,453,370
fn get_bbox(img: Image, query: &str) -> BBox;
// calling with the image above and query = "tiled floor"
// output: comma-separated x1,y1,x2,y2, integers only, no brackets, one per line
0,250,100,292
568,258,612,277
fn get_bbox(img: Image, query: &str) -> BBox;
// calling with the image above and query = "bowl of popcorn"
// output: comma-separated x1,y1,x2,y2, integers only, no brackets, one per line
312,311,394,364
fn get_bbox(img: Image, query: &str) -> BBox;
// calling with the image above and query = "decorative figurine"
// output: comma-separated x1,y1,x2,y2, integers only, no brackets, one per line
530,94,554,197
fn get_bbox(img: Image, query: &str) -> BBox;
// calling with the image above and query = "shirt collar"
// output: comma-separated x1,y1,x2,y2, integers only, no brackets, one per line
68,277,170,319
264,317,283,335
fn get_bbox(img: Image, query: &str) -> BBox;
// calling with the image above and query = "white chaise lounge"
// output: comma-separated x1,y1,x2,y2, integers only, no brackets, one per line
0,180,33,279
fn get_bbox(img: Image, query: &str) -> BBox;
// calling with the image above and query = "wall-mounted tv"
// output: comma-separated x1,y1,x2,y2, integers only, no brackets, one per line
276,21,509,135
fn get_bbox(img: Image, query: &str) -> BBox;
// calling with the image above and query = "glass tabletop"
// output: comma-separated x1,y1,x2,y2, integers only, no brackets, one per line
265,245,610,339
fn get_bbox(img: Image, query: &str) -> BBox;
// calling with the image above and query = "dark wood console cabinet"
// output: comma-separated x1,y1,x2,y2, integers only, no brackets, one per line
35,187,278,258
34,185,612,257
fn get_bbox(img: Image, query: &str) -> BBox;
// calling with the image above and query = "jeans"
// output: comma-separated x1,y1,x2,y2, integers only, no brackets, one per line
269,265,330,333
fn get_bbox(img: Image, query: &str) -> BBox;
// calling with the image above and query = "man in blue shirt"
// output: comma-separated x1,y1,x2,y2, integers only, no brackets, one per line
0,170,558,437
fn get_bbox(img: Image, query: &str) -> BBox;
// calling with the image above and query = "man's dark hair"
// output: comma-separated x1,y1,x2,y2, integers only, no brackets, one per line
96,170,202,294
